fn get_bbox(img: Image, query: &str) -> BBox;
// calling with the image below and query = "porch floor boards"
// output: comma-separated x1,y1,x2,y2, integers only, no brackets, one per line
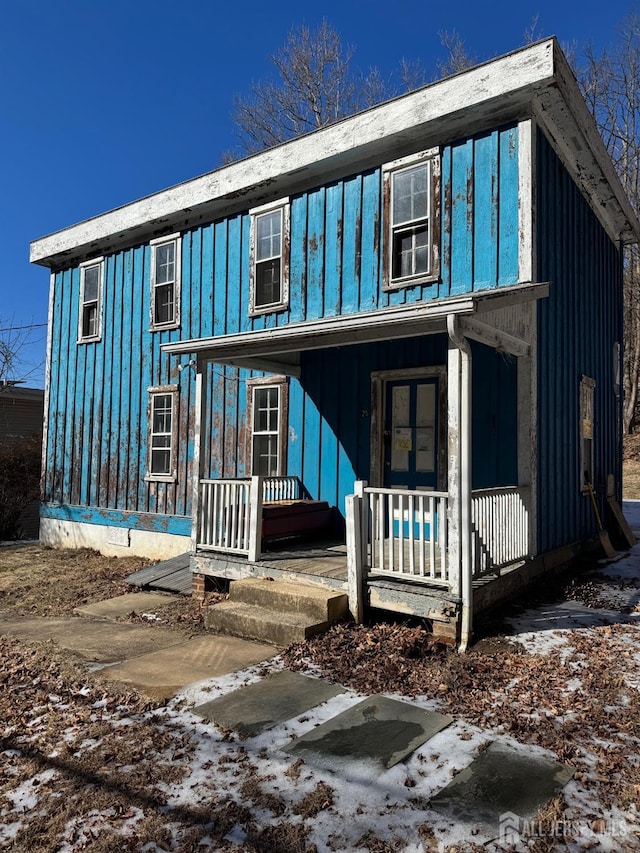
257,542,349,583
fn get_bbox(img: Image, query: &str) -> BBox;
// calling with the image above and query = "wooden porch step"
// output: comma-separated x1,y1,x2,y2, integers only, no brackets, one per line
204,578,349,646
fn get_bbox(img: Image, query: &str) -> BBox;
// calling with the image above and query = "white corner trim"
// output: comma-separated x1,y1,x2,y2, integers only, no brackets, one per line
518,119,536,284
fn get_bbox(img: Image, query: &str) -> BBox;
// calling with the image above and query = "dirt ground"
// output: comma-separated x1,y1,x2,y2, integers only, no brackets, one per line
1,541,640,850
0,545,223,631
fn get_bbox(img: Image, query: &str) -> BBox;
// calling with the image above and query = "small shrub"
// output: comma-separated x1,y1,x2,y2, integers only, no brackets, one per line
0,433,41,540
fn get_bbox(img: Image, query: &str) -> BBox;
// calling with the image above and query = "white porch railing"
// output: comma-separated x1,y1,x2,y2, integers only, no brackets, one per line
196,475,305,559
353,485,450,584
198,478,254,555
262,476,302,502
471,486,529,576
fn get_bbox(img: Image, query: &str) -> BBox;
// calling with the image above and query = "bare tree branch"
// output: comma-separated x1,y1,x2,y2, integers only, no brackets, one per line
576,14,640,432
436,30,476,78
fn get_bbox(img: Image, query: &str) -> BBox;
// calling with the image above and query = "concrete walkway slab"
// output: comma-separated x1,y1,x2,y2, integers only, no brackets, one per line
0,615,184,663
430,741,574,828
192,670,344,737
99,634,275,700
74,591,174,620
283,695,452,769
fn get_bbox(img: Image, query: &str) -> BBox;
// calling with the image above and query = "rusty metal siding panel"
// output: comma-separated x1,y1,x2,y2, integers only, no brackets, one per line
473,130,500,288
536,129,622,553
43,235,196,526
498,126,519,284
127,246,145,511
289,193,308,324
359,169,381,312
450,139,475,295
323,181,343,317
306,186,326,321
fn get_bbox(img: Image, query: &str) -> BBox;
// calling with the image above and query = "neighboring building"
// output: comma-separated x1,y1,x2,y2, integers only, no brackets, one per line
0,384,44,539
30,39,640,643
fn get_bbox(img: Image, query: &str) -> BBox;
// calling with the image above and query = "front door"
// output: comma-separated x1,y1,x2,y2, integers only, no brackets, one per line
383,376,440,491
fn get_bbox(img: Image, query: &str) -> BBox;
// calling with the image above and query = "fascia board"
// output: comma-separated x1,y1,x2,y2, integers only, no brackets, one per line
30,40,556,268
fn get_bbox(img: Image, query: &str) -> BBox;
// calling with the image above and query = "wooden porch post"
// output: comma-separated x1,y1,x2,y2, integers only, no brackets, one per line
346,490,365,623
190,362,205,553
447,343,461,601
248,475,263,562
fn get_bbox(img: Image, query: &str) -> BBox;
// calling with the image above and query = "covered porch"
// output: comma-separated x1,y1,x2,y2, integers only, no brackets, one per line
163,284,546,644
191,474,531,642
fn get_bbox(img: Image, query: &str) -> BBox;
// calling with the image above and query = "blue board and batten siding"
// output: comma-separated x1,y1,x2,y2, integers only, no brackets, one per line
536,130,623,554
42,125,520,535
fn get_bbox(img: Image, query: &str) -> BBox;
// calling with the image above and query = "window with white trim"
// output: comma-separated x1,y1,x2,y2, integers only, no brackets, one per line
248,379,288,476
78,258,103,343
580,376,595,492
147,386,178,481
249,200,290,315
150,234,181,329
383,151,440,290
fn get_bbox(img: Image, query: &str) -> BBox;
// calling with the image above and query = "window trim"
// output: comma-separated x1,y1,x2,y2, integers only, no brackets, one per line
580,375,596,493
382,149,441,291
249,199,290,317
246,376,289,477
145,385,179,482
150,233,181,331
78,257,104,343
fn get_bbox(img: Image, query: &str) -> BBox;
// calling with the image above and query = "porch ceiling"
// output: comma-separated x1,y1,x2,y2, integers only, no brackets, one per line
163,282,548,376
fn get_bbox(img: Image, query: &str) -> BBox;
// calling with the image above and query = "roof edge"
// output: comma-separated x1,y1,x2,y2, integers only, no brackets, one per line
30,39,557,269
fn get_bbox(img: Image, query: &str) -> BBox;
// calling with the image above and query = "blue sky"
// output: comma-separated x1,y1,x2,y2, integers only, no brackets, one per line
2,0,634,388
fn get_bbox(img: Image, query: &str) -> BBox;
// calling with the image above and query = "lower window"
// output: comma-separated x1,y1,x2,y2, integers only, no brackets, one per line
147,386,178,481
248,379,288,477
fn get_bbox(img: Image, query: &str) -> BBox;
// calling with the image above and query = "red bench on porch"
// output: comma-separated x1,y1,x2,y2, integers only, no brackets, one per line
261,499,332,542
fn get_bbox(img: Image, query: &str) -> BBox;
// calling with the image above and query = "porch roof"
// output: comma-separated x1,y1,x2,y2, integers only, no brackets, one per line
162,281,548,376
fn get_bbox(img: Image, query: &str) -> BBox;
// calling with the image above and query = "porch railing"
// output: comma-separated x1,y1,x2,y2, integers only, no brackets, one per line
355,485,450,584
471,486,529,576
196,475,306,559
198,478,253,555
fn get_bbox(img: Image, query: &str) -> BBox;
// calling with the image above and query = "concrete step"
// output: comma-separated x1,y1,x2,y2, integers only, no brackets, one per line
228,577,348,623
204,600,331,646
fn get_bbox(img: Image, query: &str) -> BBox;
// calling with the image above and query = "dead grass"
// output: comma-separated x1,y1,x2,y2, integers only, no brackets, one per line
0,544,225,633
623,435,640,499
0,545,147,616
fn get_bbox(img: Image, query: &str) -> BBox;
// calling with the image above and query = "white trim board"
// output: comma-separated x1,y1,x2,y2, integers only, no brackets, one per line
30,39,640,270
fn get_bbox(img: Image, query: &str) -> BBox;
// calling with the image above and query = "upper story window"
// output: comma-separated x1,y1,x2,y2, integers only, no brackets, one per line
146,385,178,482
249,200,290,316
383,150,441,290
150,234,181,330
78,258,104,343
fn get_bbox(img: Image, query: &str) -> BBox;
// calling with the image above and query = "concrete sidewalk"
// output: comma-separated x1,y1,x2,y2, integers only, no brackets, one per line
0,592,275,700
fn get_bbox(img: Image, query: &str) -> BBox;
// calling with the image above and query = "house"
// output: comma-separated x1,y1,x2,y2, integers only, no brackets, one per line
30,39,640,645
0,384,44,539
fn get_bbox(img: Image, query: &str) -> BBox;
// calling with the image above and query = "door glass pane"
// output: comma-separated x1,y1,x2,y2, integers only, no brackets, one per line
391,385,410,472
416,383,436,472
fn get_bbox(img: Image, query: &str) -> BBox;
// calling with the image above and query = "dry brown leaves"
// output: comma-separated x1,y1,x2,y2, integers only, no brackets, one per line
283,619,640,816
0,636,197,851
